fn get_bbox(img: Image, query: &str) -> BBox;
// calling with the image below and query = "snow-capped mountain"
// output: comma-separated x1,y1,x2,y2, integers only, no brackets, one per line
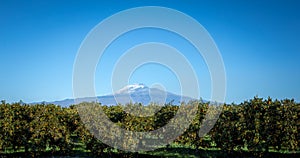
115,83,147,94
39,83,195,107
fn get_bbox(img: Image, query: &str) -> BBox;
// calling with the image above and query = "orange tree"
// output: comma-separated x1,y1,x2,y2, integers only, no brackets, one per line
211,104,244,152
28,104,72,153
279,99,298,151
0,100,14,152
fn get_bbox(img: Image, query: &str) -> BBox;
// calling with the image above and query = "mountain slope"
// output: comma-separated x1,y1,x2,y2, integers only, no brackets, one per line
40,83,195,107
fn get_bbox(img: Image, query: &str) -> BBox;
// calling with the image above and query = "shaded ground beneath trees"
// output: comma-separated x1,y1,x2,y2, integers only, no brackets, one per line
0,147,299,158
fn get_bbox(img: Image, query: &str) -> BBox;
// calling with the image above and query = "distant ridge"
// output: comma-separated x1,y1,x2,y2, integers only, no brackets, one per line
32,83,196,107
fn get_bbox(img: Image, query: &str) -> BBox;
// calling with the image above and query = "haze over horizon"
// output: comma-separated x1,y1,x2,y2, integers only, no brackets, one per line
1,0,299,104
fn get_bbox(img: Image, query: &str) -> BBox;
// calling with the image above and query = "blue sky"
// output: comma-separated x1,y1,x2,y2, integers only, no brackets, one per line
0,0,299,103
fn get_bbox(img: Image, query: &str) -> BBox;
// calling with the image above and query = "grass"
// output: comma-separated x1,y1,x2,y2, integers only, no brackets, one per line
1,149,299,158
1,143,299,158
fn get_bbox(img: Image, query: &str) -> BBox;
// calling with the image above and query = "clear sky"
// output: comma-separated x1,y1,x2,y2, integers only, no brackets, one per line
1,0,299,104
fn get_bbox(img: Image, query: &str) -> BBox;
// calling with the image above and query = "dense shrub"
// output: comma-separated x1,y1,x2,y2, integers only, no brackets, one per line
0,97,298,155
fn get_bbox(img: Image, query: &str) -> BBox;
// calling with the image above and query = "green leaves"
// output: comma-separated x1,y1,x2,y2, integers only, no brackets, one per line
210,97,299,153
0,97,298,154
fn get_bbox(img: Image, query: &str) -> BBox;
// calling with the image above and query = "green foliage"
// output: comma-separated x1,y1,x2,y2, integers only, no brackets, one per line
0,97,299,156
210,97,299,154
211,104,244,152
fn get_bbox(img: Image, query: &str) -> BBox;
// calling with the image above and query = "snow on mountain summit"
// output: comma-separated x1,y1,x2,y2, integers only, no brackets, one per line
115,83,149,94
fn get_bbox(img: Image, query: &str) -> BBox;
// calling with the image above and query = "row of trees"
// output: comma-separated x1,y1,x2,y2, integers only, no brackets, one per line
211,97,299,152
0,101,78,154
0,97,299,156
